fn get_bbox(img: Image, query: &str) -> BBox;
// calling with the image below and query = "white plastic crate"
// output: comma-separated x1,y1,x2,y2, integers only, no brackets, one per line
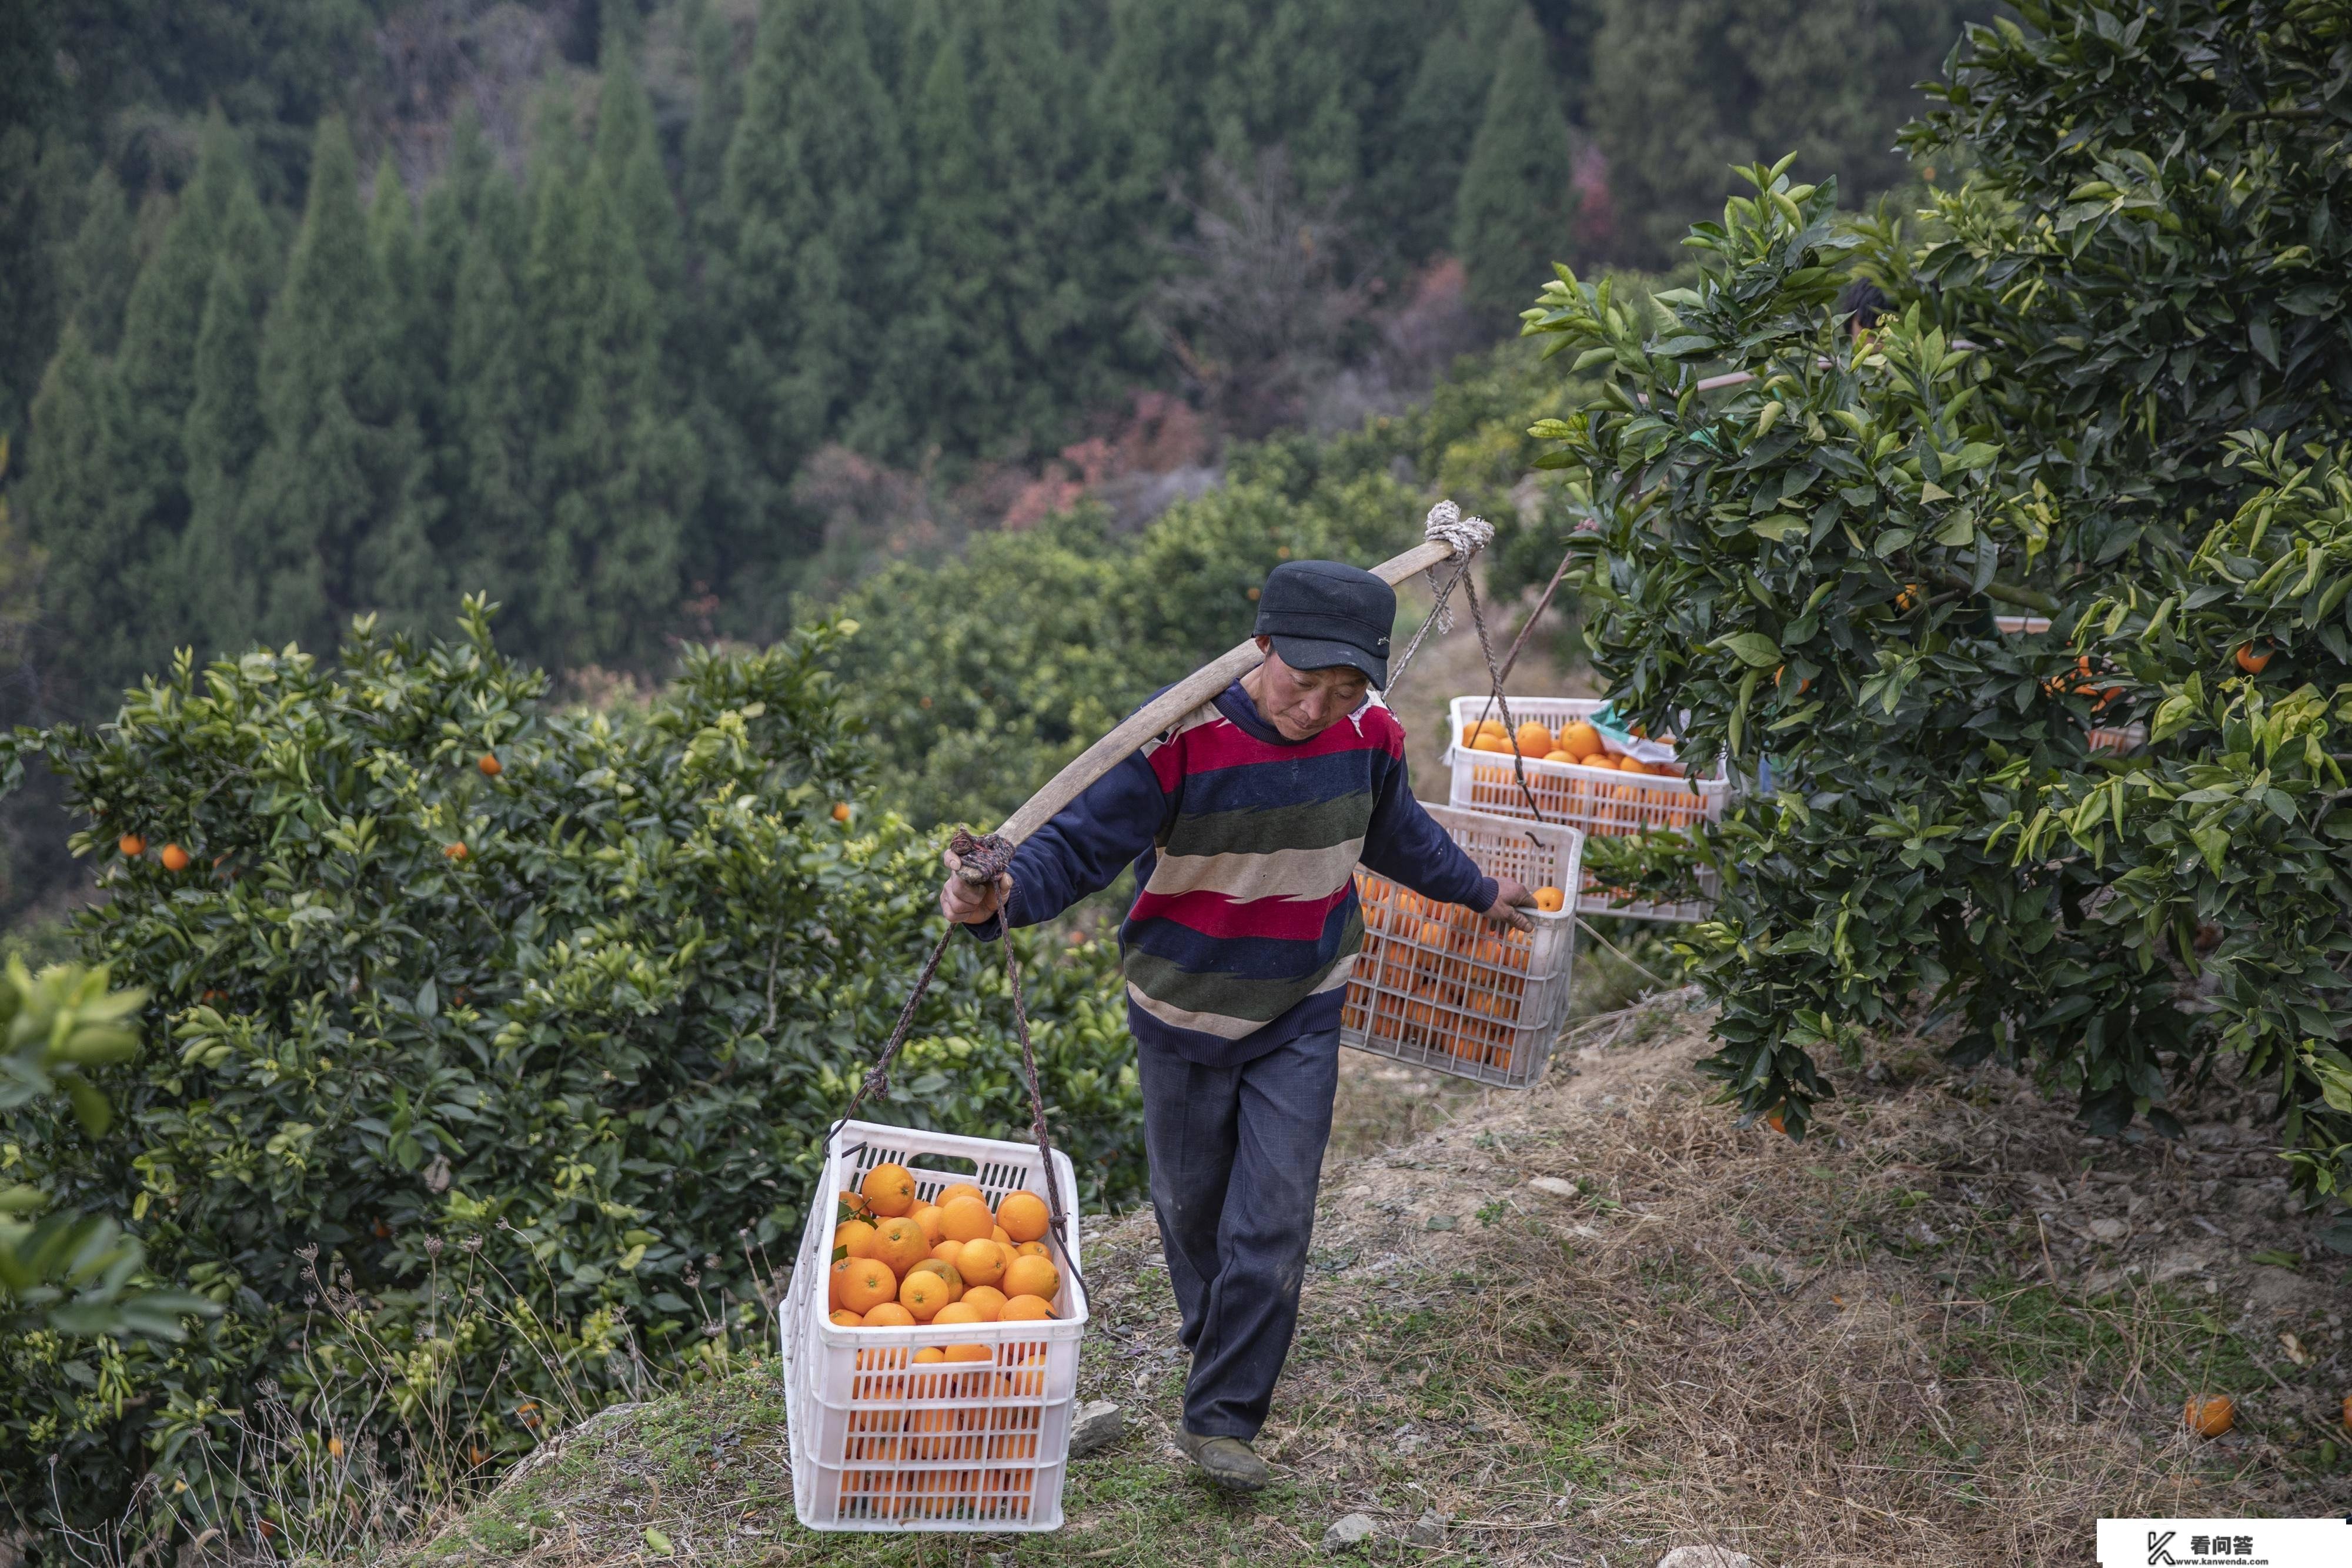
1441,696,1726,923
1338,804,1582,1089
783,1119,1087,1533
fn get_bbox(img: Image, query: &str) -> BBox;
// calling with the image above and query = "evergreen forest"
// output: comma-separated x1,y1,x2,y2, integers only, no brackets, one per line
1,0,1982,723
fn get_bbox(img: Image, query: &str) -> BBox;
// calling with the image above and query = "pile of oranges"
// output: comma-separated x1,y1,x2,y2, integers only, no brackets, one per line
821,1162,1068,1523
1341,877,1563,1069
1457,713,1706,832
826,1163,1063,1330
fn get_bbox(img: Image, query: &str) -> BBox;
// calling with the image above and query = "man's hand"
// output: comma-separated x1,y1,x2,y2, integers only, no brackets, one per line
940,848,1010,926
1481,875,1536,932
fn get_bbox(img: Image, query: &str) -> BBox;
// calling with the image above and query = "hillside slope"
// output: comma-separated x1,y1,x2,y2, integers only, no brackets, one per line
403,994,2348,1567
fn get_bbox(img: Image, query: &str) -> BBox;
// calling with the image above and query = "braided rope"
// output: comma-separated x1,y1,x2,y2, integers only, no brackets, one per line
1385,500,1493,697
826,826,1088,1315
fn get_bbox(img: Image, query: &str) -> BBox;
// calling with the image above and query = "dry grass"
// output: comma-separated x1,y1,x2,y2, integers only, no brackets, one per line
380,991,2347,1568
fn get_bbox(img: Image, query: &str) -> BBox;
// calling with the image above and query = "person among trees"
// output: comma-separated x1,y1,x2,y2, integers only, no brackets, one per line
938,560,1535,1492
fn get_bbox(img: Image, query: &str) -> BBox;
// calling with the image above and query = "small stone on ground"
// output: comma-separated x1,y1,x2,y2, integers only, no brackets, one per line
1408,1510,1450,1546
1322,1512,1379,1551
1068,1399,1124,1458
1655,1547,1756,1568
1528,1175,1579,1197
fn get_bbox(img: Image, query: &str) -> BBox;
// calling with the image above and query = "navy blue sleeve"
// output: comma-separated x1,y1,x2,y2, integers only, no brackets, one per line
966,747,1171,940
1358,754,1497,912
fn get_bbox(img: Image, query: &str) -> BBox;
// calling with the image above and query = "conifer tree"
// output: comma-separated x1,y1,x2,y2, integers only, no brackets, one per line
416,115,495,545
1367,0,1515,267
90,115,245,682
1453,6,1575,313
522,129,697,667
178,165,278,663
441,172,540,648
901,8,996,454
240,116,433,651
962,0,1127,448
720,0,912,467
22,325,135,699
61,168,138,357
715,0,913,553
594,39,681,307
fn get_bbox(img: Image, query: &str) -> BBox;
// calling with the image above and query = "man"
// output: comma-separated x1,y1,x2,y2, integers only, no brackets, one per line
941,559,1532,1490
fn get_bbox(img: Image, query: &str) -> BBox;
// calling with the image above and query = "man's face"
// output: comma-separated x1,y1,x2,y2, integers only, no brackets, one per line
1251,639,1371,740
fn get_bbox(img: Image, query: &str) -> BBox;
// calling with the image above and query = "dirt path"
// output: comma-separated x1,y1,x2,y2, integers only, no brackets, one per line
409,995,2347,1568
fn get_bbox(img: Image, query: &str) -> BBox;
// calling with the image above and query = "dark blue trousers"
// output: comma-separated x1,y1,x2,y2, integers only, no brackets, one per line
1137,1026,1339,1440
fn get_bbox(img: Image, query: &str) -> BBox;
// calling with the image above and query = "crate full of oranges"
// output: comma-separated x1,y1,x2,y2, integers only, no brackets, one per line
1442,695,1727,923
1338,803,1582,1089
783,1120,1087,1533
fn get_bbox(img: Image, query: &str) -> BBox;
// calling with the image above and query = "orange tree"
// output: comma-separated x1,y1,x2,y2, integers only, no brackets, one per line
1524,0,2352,1231
0,598,1138,1532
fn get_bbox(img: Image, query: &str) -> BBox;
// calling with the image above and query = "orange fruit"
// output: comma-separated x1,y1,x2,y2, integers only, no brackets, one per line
837,1191,876,1223
118,833,145,857
444,841,469,860
960,1286,1008,1321
2184,1393,2234,1438
861,1301,916,1327
1532,886,1565,912
871,1217,930,1278
936,1182,987,1209
834,1219,880,1259
835,1258,897,1315
1416,918,1449,948
1471,733,1514,754
2235,643,2271,674
1559,721,1603,760
830,1308,864,1327
478,753,502,776
913,1346,947,1365
933,1302,983,1325
957,1238,1008,1288
1514,721,1555,756
1584,753,1619,771
945,1343,992,1363
1001,1255,1059,1302
910,1204,946,1244
996,1191,1050,1243
899,1269,951,1321
910,1258,965,1299
992,1225,1012,1245
1000,1294,1054,1321
1542,749,1576,764
861,1162,917,1218
1013,1241,1050,1259
940,1196,995,1243
160,843,191,872
931,1238,965,1266
832,801,853,823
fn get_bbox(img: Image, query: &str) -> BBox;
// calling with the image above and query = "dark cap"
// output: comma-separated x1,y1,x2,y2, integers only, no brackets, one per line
1253,560,1394,686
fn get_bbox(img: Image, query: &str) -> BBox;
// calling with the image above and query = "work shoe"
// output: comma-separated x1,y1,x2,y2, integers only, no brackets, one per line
1178,1427,1269,1492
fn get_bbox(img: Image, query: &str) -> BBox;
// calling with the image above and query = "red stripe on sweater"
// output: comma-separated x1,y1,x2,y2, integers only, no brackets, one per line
1161,706,1404,780
1127,884,1353,941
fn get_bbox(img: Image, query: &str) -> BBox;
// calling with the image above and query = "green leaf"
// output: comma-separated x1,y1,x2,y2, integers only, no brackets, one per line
1720,634,1784,668
643,1528,674,1556
1749,514,1807,542
66,1079,111,1138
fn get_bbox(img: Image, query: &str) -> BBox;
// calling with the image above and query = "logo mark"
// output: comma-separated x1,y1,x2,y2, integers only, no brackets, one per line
2147,1532,2179,1566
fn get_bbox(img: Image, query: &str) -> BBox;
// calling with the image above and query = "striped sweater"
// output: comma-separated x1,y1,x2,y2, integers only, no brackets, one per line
980,680,1494,1066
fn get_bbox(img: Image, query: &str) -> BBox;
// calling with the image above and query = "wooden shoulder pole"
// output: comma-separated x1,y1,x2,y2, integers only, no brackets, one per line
961,537,1459,875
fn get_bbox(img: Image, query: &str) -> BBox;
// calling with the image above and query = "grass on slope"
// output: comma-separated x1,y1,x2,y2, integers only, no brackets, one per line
393,995,2350,1568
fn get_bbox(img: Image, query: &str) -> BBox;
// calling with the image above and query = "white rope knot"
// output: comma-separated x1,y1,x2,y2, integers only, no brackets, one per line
1422,499,1494,559
1419,500,1489,636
